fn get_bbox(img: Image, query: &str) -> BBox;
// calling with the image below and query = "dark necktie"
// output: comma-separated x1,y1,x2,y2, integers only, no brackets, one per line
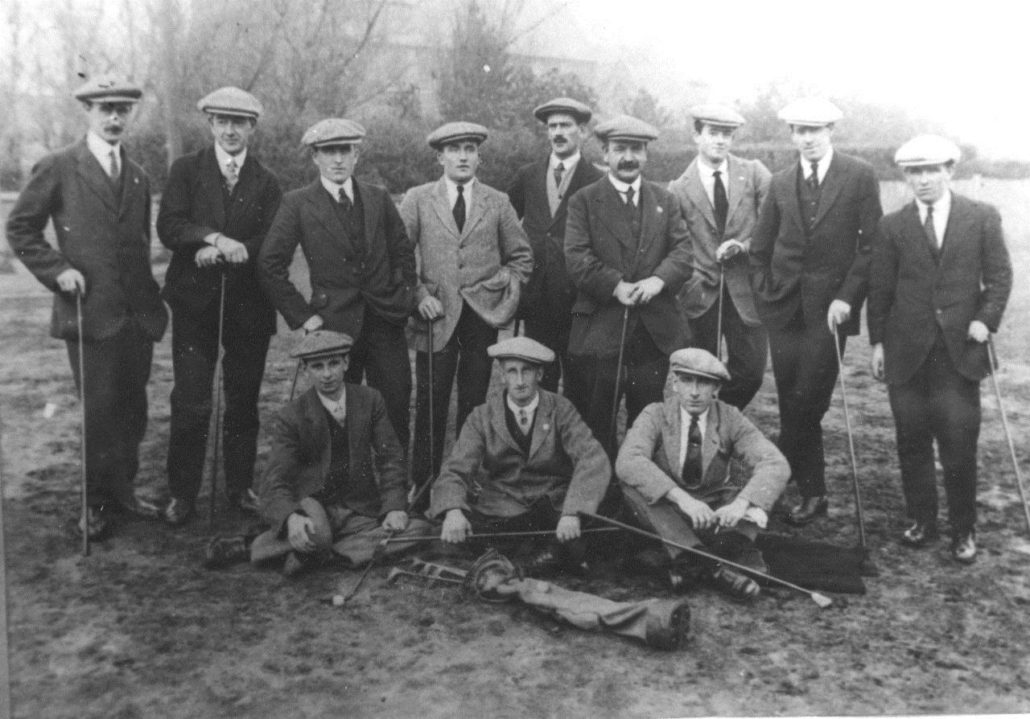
712,169,728,236
623,186,635,206
808,161,820,191
453,184,466,232
338,186,352,212
924,204,939,253
108,148,120,180
681,414,703,487
554,162,565,188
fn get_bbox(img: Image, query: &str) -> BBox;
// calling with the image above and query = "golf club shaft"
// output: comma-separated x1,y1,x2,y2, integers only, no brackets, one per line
609,305,630,451
76,292,89,557
716,265,725,363
382,526,622,543
407,317,438,513
833,324,867,549
986,339,1030,534
208,273,227,527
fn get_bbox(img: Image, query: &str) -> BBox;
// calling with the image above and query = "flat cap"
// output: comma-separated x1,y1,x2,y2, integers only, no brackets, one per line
302,118,366,148
690,103,746,129
533,97,593,124
777,98,843,127
594,115,659,143
427,121,488,150
197,86,263,119
487,337,555,365
669,348,731,382
73,74,142,103
290,330,354,361
894,134,961,167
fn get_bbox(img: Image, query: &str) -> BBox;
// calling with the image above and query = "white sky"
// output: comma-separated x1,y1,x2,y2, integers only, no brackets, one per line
564,0,1030,159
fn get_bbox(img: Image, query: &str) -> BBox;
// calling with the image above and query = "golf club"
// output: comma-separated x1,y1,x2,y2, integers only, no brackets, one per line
986,339,1030,534
75,291,89,557
207,272,227,527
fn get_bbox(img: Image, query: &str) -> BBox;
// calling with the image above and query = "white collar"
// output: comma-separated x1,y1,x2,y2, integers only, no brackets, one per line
321,175,354,202
86,131,120,167
214,143,247,172
550,151,581,171
801,147,834,179
916,189,951,216
317,386,346,412
697,156,728,179
607,173,642,195
506,391,540,417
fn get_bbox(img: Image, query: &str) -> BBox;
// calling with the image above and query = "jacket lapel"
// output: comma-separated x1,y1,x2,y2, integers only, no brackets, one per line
725,155,747,224
549,158,590,229
74,141,118,214
661,399,682,475
357,180,380,244
116,151,146,220
490,393,523,455
304,180,351,246
300,389,332,478
938,193,968,265
460,181,486,242
901,202,938,265
527,392,555,460
431,177,462,240
199,148,227,228
595,178,636,251
812,154,845,229
700,404,722,475
344,384,365,474
634,182,660,270
680,161,717,230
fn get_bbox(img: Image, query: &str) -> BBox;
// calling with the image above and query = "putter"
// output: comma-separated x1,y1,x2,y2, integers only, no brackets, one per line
986,339,1030,534
407,316,437,512
715,264,725,363
387,567,463,586
208,272,227,527
75,291,89,557
580,511,834,608
609,305,631,452
339,531,396,605
832,325,871,560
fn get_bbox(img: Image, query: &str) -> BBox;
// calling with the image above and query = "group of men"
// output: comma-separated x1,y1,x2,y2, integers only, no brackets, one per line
5,73,1012,603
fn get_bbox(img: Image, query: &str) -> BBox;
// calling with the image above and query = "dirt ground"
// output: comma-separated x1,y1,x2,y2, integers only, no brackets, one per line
3,180,1030,718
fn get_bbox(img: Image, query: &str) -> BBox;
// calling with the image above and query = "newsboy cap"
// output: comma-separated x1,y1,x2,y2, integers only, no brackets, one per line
73,74,142,103
197,86,263,119
690,103,746,129
594,115,659,143
427,121,489,150
302,118,366,148
669,348,731,382
894,134,961,167
777,98,843,127
533,97,593,124
487,337,556,365
291,330,354,361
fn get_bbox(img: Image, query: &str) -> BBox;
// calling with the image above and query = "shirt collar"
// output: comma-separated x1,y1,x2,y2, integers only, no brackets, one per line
320,175,354,201
550,151,581,171
86,131,119,162
916,189,951,217
802,147,834,178
506,391,540,417
607,173,641,195
317,386,346,410
680,405,710,424
214,142,247,172
697,156,728,179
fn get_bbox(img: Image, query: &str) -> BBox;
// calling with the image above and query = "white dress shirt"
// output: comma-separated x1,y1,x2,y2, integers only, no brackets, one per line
801,147,834,185
916,190,951,248
318,388,347,425
607,173,642,206
214,143,247,182
321,175,354,204
697,157,729,207
86,131,120,177
506,391,540,434
444,176,475,210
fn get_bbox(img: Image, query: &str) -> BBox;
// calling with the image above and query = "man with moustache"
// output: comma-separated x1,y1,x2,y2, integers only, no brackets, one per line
400,122,533,512
507,98,603,392
668,104,770,410
158,87,282,524
6,75,168,539
868,136,1011,563
259,118,416,450
563,115,692,457
749,99,882,526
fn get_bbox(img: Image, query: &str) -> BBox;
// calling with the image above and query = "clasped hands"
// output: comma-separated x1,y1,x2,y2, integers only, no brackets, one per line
667,487,749,531
196,233,249,267
614,276,665,306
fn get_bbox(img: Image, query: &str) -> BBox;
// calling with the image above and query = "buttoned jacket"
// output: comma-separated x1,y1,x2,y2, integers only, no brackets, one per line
749,151,882,335
258,179,416,337
259,384,408,530
157,146,282,334
615,396,788,512
429,389,611,519
400,177,533,351
668,154,770,325
5,139,168,342
563,177,692,356
867,193,1012,384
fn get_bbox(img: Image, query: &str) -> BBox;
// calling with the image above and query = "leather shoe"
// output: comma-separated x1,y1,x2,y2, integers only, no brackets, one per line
116,496,162,520
77,505,110,540
951,530,976,564
900,521,939,547
786,496,828,526
228,489,260,515
708,563,761,601
164,498,194,526
203,535,251,569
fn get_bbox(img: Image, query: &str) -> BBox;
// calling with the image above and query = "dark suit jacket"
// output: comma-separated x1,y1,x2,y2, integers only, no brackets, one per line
507,156,603,318
157,146,282,334
868,193,1012,384
259,384,407,529
749,151,882,335
5,138,167,341
564,177,692,357
258,179,416,336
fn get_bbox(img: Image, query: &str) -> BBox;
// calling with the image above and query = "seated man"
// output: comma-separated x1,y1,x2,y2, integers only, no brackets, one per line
616,348,789,600
430,337,611,573
206,330,428,574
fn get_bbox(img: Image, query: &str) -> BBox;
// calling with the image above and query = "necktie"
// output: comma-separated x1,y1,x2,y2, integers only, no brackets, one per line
924,204,939,252
453,184,466,232
108,148,120,180
624,186,635,206
681,414,703,487
225,158,239,193
808,161,820,191
712,170,728,236
338,186,352,212
554,162,565,189
518,408,530,434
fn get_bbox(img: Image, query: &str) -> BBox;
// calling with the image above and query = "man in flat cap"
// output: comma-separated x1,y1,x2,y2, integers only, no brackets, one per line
157,86,282,524
259,118,416,453
669,104,771,410
616,348,789,601
206,331,429,574
749,98,882,525
430,336,610,573
868,136,1011,563
6,74,168,539
507,98,603,393
400,122,533,513
564,115,692,458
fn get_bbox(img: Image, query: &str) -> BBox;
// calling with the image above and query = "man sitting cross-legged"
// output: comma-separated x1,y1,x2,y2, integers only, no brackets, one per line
430,337,611,574
204,330,428,574
616,348,789,600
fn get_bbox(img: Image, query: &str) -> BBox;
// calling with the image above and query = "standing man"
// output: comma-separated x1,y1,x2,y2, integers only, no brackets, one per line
749,99,882,525
564,115,692,457
259,118,416,451
400,122,533,512
158,87,282,524
869,136,1011,563
507,98,603,392
6,75,168,539
669,104,771,409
